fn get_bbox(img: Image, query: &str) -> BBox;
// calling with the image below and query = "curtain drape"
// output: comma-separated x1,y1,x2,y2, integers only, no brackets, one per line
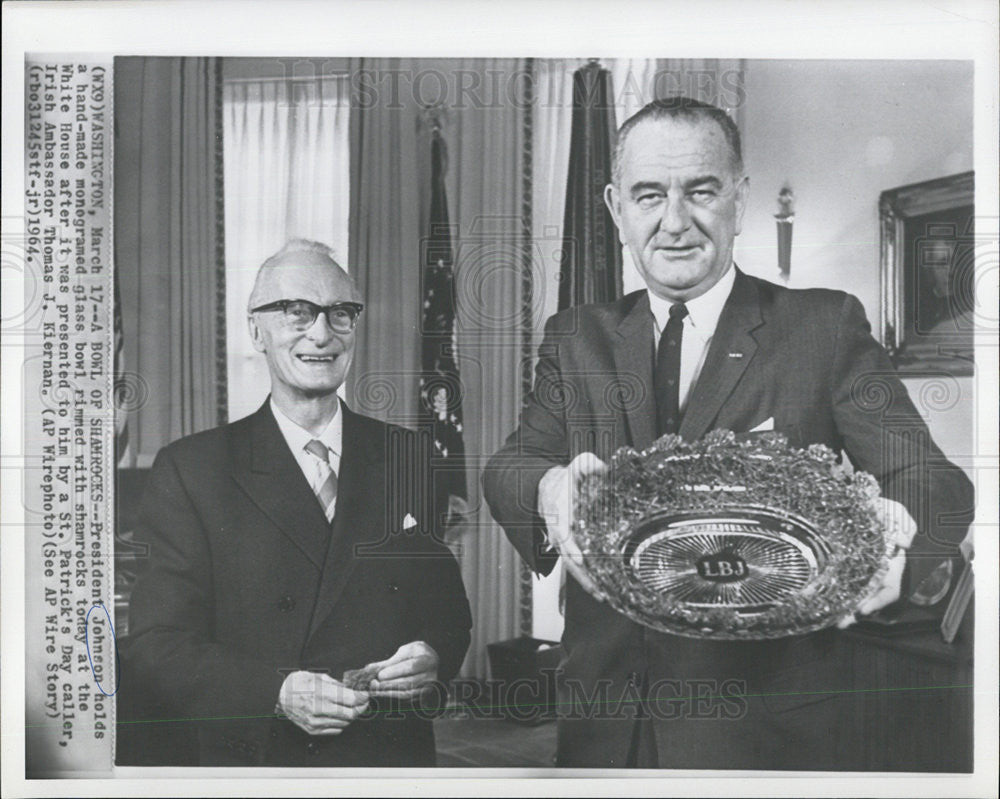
222,75,351,423
446,57,528,678
348,58,527,678
347,58,426,426
114,57,225,463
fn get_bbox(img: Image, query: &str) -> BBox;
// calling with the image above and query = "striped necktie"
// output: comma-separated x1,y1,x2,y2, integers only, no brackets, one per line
304,439,338,522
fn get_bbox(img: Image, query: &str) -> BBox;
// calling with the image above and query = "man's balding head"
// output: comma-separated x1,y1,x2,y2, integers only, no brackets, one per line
248,239,359,313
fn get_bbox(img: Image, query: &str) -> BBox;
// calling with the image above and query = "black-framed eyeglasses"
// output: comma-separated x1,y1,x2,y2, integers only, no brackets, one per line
251,299,364,333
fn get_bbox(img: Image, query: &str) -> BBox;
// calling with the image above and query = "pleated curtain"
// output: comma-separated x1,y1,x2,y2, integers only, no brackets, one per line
114,57,225,462
348,58,527,678
222,75,351,423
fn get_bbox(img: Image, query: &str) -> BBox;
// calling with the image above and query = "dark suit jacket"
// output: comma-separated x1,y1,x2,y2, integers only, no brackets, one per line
483,269,974,769
127,401,472,767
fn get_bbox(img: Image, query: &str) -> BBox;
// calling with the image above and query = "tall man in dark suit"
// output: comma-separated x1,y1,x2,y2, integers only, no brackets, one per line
128,239,472,766
482,98,974,769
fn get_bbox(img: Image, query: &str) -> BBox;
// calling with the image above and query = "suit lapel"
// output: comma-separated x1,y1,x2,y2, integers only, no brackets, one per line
306,404,384,640
611,292,658,449
679,269,764,442
232,402,330,571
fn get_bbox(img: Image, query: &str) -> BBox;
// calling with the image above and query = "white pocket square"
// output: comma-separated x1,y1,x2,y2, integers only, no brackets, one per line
749,417,774,433
402,513,418,530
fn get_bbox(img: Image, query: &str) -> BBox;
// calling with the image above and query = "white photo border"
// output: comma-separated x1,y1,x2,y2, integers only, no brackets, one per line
2,1,997,797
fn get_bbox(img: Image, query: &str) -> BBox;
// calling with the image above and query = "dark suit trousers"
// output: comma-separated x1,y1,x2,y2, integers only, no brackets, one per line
555,627,850,770
640,630,847,770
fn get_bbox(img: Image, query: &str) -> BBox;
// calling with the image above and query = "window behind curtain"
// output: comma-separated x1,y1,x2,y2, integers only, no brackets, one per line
222,76,351,423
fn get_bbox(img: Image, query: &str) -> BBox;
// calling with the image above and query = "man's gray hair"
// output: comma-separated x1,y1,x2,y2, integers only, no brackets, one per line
611,96,744,186
248,238,355,312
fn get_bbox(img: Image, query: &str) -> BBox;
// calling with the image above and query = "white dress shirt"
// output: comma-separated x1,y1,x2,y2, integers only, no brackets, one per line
648,265,737,413
270,398,342,519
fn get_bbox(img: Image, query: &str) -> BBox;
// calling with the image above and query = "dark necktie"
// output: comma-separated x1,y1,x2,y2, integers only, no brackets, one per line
655,302,689,437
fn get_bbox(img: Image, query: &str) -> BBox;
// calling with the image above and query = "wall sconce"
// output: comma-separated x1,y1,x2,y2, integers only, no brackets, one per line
775,185,795,283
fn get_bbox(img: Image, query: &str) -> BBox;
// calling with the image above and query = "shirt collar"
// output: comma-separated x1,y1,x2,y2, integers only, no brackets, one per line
270,397,342,458
647,264,737,344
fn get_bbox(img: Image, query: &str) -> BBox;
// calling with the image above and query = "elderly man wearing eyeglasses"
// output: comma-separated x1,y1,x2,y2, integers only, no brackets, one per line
126,239,472,767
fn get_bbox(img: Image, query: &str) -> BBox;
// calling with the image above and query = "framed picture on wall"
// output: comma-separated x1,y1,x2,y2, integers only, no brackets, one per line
879,171,975,377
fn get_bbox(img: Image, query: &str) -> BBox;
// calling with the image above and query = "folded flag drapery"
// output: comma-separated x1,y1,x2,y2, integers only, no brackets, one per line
419,121,468,527
559,59,622,310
